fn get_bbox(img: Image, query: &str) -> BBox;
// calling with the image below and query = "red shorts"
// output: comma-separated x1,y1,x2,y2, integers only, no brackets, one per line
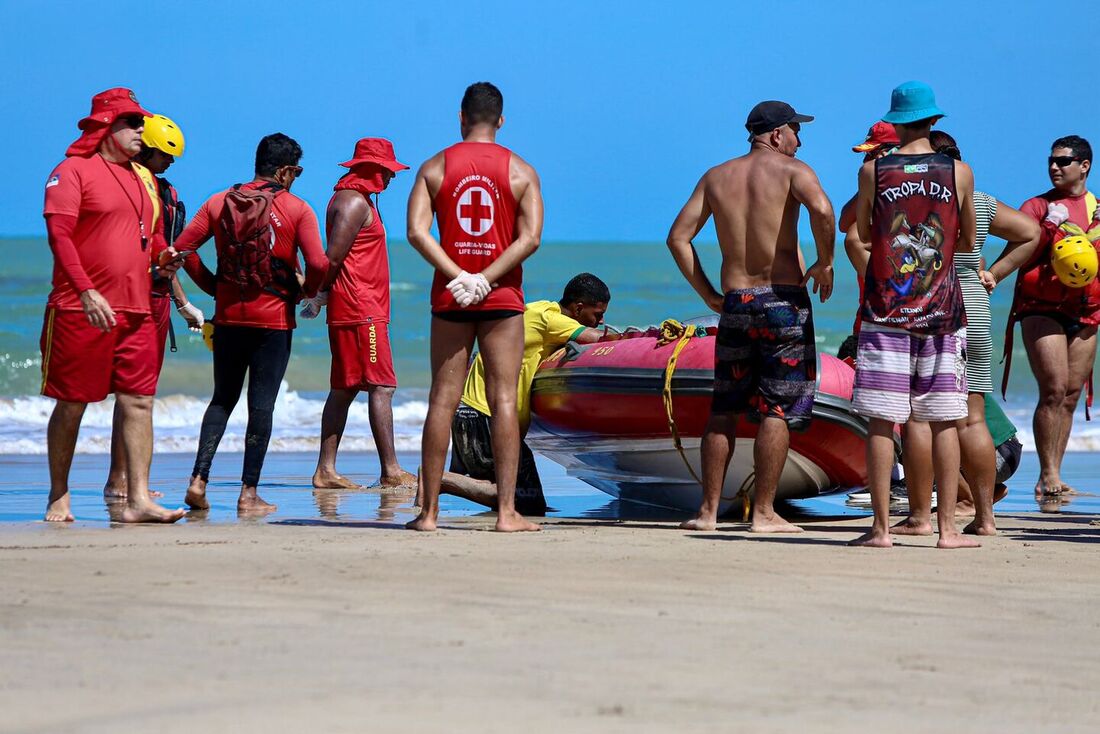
329,321,397,390
40,307,160,403
153,295,172,372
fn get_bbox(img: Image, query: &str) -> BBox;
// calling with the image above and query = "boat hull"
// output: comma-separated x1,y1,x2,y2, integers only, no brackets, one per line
529,331,887,515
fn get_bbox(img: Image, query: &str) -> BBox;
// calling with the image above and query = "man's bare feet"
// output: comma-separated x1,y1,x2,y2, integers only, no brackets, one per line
1058,483,1079,495
954,500,976,518
406,511,437,532
890,516,933,536
749,510,803,533
679,514,717,531
45,496,74,523
496,510,540,532
1036,477,1065,495
184,488,209,510
849,529,893,548
937,533,981,549
312,470,363,490
104,485,163,499
379,469,418,489
119,500,185,524
237,493,276,515
184,475,209,510
963,519,997,536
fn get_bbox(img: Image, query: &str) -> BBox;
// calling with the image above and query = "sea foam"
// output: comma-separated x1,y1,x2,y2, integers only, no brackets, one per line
0,385,1095,455
0,383,428,455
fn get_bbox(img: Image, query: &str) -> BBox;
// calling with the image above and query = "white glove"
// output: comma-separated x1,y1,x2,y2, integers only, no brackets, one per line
176,302,205,332
446,271,491,308
1046,203,1070,227
299,291,329,320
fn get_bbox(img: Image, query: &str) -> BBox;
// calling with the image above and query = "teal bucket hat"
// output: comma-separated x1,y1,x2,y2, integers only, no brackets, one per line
882,81,946,124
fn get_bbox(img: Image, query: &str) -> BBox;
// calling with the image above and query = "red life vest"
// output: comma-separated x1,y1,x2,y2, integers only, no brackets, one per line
431,141,523,313
1010,191,1100,323
1002,191,1100,416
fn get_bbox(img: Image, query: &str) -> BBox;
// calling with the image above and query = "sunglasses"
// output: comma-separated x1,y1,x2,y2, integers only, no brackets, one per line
120,115,145,129
1049,156,1081,168
283,165,304,178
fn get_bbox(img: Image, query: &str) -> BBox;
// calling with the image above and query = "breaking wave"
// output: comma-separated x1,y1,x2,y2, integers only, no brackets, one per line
0,382,428,455
0,385,1096,455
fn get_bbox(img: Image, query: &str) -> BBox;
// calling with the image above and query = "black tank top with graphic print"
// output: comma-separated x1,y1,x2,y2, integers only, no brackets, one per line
862,151,966,335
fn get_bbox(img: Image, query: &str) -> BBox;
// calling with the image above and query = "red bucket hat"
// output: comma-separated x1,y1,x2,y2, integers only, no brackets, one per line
78,87,151,130
339,137,409,172
852,121,899,153
66,87,152,157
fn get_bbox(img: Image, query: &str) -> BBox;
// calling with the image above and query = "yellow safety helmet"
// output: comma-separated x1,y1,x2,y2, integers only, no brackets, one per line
142,114,185,157
1051,235,1098,289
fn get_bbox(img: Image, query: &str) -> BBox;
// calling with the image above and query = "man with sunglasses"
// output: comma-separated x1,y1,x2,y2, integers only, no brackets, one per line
169,133,327,514
1007,135,1098,497
41,88,185,523
306,137,417,492
103,113,204,501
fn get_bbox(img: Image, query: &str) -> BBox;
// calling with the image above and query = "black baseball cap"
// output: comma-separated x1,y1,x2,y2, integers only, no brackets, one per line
745,101,814,141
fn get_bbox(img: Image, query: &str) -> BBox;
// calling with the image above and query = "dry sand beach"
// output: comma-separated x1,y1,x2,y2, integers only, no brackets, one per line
2,507,1099,734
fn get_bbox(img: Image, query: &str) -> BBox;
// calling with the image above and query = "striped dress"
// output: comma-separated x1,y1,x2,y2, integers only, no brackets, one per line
954,191,997,393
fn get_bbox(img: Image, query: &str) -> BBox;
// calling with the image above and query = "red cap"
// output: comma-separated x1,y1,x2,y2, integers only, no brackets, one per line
66,88,152,157
77,87,151,130
852,121,899,153
339,137,409,172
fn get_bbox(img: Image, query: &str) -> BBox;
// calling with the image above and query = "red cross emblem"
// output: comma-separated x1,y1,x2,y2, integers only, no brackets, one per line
457,186,495,236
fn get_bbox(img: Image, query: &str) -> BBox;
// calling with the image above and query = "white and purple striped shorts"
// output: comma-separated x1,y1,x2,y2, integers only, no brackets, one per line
852,322,968,424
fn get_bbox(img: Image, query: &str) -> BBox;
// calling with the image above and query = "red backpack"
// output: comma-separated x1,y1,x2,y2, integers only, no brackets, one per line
217,182,299,299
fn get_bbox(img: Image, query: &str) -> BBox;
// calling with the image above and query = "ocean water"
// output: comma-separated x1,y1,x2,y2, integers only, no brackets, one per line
2,236,1098,455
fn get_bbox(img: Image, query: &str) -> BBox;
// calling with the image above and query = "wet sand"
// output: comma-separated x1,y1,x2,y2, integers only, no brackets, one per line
2,506,1099,732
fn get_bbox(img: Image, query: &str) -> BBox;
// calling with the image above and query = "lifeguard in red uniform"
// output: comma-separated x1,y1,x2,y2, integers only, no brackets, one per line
41,88,185,523
405,81,544,532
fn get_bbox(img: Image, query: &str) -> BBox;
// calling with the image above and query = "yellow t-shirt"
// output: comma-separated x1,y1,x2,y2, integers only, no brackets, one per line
461,300,587,429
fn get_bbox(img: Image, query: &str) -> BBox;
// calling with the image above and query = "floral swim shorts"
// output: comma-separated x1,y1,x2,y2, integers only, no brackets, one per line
712,285,816,431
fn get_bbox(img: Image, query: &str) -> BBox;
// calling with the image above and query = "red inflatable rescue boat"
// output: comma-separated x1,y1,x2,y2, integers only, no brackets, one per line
528,318,890,516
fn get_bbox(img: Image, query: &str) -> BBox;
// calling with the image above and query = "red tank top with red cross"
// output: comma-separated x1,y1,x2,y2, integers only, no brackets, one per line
431,141,524,313
863,151,966,335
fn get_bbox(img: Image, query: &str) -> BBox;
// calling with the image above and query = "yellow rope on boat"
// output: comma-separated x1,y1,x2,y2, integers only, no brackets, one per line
660,319,755,521
727,472,755,522
659,319,703,487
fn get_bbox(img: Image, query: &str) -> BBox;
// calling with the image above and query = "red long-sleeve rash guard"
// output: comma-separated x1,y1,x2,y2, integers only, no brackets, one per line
175,184,326,329
46,214,95,296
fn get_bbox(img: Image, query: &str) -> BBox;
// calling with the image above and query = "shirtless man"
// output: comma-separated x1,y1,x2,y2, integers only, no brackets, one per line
406,81,543,532
668,100,835,533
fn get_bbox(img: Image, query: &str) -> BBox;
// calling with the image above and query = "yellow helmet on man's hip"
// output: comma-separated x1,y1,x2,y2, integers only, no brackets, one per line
142,114,185,157
1051,234,1098,289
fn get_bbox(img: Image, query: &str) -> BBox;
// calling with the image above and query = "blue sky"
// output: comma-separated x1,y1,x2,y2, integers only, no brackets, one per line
1,0,1090,241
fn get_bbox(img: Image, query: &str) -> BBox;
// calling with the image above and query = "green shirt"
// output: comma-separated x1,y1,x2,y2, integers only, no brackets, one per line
984,393,1017,446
